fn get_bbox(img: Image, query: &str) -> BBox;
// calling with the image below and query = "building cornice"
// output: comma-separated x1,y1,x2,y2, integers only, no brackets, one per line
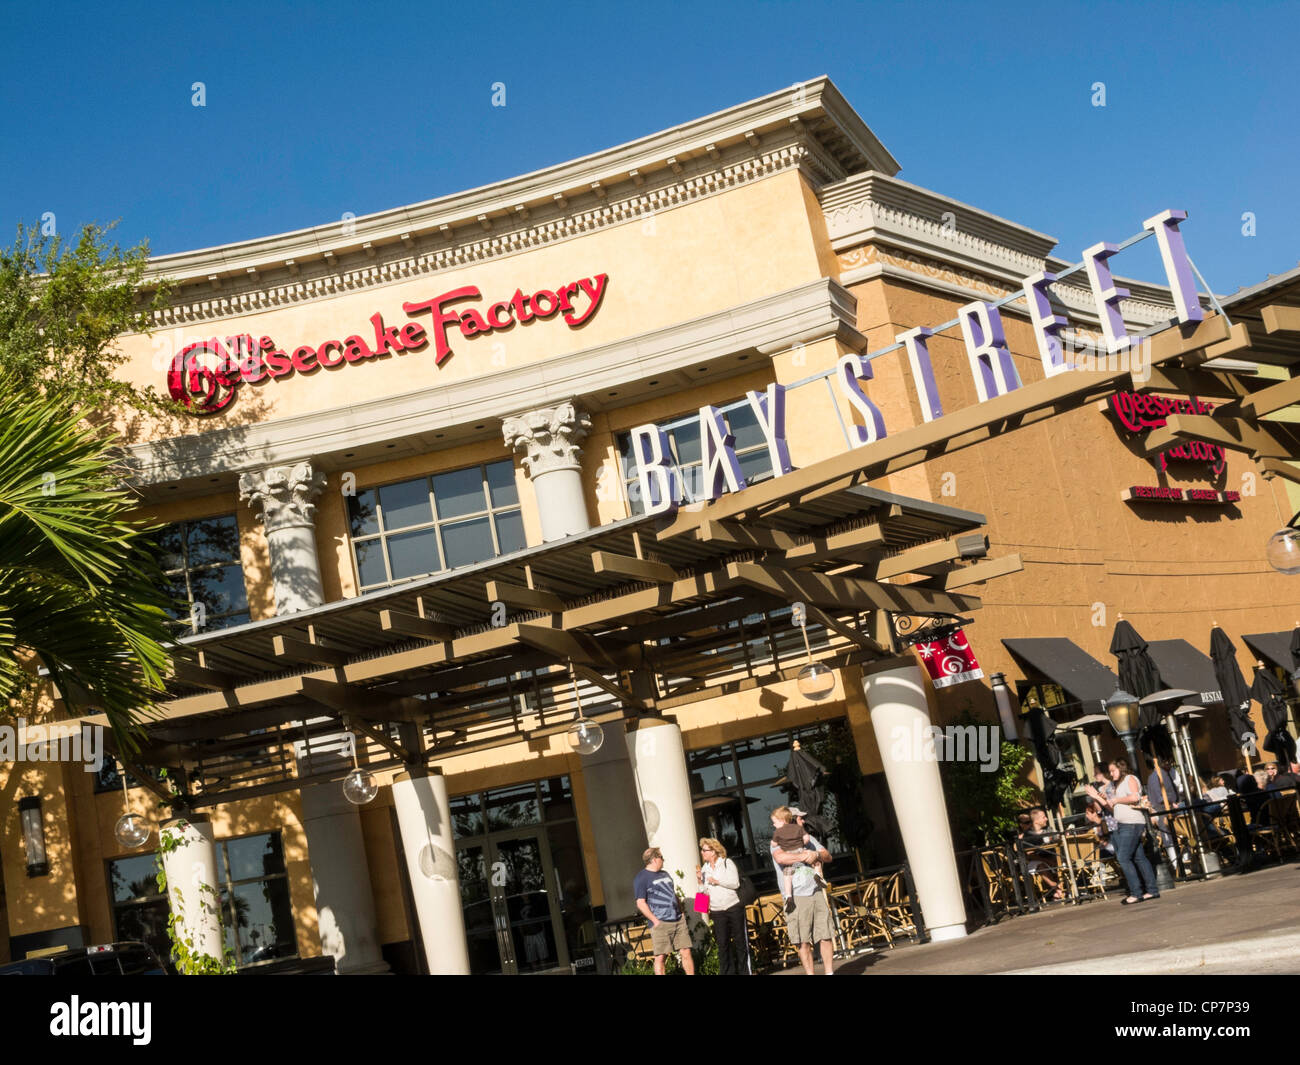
142,77,897,328
824,172,1193,332
126,277,863,496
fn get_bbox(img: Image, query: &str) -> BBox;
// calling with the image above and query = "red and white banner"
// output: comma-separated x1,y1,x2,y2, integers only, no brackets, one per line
913,629,984,688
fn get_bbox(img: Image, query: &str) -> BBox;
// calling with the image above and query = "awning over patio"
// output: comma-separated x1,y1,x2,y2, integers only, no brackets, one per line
1001,638,1118,707
1242,631,1295,674
1147,639,1224,704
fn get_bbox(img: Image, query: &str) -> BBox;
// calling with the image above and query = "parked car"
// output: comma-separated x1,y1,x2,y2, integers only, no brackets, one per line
0,942,167,975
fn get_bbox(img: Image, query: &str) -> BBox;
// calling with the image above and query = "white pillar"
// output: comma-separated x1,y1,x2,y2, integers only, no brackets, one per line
296,773,389,974
238,460,327,613
861,661,969,942
390,768,470,974
627,717,698,902
579,720,650,918
502,401,592,542
159,815,225,966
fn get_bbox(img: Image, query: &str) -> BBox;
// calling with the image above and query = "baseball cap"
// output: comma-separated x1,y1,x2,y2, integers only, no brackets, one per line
789,806,808,817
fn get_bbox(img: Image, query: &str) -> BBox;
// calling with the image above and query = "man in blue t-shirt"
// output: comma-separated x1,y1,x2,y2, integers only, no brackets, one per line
632,847,695,975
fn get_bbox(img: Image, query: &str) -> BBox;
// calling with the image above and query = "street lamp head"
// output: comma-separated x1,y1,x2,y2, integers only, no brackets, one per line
1104,688,1141,735
1266,526,1300,575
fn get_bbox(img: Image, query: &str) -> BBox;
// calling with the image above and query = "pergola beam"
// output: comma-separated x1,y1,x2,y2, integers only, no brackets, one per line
298,676,429,723
872,534,987,580
917,553,1024,592
725,560,979,616
342,715,415,764
591,550,677,583
484,579,565,613
274,634,349,667
379,609,455,642
1261,304,1300,334
1145,413,1293,459
1237,374,1300,419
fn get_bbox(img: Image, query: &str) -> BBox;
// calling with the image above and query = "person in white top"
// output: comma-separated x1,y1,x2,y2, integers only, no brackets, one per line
1084,757,1159,905
696,838,748,975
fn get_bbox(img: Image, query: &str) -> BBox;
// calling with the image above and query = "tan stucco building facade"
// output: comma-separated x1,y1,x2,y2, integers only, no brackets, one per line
3,77,1296,973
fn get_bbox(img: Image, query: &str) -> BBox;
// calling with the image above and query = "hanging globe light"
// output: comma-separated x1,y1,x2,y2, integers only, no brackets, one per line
1266,526,1300,574
113,812,152,848
568,717,605,755
565,659,604,753
342,768,378,804
796,661,836,700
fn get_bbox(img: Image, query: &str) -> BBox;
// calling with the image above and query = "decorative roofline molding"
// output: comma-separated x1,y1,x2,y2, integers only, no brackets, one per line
141,76,897,322
149,142,818,329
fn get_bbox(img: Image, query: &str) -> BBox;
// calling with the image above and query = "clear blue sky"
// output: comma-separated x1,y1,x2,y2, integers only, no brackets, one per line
2,0,1295,296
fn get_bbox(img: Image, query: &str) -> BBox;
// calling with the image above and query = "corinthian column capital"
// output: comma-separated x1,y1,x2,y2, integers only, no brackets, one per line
239,460,327,533
502,401,592,478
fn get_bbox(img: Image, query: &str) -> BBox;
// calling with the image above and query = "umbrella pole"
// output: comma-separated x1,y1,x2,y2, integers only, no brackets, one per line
1056,804,1078,902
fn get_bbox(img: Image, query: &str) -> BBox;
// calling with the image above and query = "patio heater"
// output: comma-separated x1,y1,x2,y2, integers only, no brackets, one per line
1140,689,1212,880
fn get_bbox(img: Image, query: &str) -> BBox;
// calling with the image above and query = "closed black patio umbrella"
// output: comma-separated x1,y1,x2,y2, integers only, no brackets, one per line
1023,703,1076,808
1210,627,1257,749
1250,666,1297,765
785,743,831,842
1289,624,1300,675
1109,618,1173,763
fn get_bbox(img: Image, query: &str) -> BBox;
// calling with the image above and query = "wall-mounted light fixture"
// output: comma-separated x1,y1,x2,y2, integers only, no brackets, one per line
18,797,49,877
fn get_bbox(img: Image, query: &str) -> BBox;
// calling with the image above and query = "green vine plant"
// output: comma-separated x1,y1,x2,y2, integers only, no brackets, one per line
154,823,238,975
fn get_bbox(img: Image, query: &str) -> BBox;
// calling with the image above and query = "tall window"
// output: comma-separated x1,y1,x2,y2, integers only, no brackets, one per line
154,514,249,631
687,721,849,883
108,853,171,967
616,398,773,515
216,833,297,967
110,832,296,970
348,459,526,592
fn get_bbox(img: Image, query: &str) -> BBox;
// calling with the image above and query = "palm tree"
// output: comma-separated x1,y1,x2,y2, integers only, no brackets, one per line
0,380,174,750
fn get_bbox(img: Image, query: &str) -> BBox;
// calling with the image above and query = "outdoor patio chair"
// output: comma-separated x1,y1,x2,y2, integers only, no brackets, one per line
749,894,797,969
830,878,893,950
1253,795,1300,860
1170,810,1238,868
1065,832,1115,899
976,848,1017,915
882,869,922,941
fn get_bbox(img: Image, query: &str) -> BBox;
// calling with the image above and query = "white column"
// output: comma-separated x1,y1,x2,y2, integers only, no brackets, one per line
627,717,698,903
296,771,389,974
579,720,650,918
861,661,968,942
502,401,592,542
390,768,470,974
159,815,225,965
238,460,327,613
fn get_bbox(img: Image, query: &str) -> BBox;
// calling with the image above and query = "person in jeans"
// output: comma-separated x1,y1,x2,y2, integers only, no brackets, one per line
696,838,748,975
1085,757,1158,904
633,847,694,975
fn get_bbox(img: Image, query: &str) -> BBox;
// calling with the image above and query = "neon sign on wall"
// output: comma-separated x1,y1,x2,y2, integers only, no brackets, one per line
168,273,609,415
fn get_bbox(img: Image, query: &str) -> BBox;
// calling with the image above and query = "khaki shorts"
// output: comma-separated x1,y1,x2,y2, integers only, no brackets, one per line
788,893,833,945
650,916,691,955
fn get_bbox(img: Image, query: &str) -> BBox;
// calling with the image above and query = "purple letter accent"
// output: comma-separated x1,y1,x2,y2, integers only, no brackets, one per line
745,384,794,476
1143,209,1204,324
630,425,680,516
699,406,747,501
835,352,888,448
1024,271,1070,377
957,302,1022,402
897,326,943,422
1082,242,1131,352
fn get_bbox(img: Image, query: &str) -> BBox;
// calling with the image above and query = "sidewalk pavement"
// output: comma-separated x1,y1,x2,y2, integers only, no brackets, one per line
779,861,1300,975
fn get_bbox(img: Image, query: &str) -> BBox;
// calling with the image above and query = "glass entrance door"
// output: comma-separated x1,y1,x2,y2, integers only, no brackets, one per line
457,830,568,974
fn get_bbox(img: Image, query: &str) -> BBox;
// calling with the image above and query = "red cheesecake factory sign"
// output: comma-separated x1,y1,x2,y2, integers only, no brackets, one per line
168,272,609,415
